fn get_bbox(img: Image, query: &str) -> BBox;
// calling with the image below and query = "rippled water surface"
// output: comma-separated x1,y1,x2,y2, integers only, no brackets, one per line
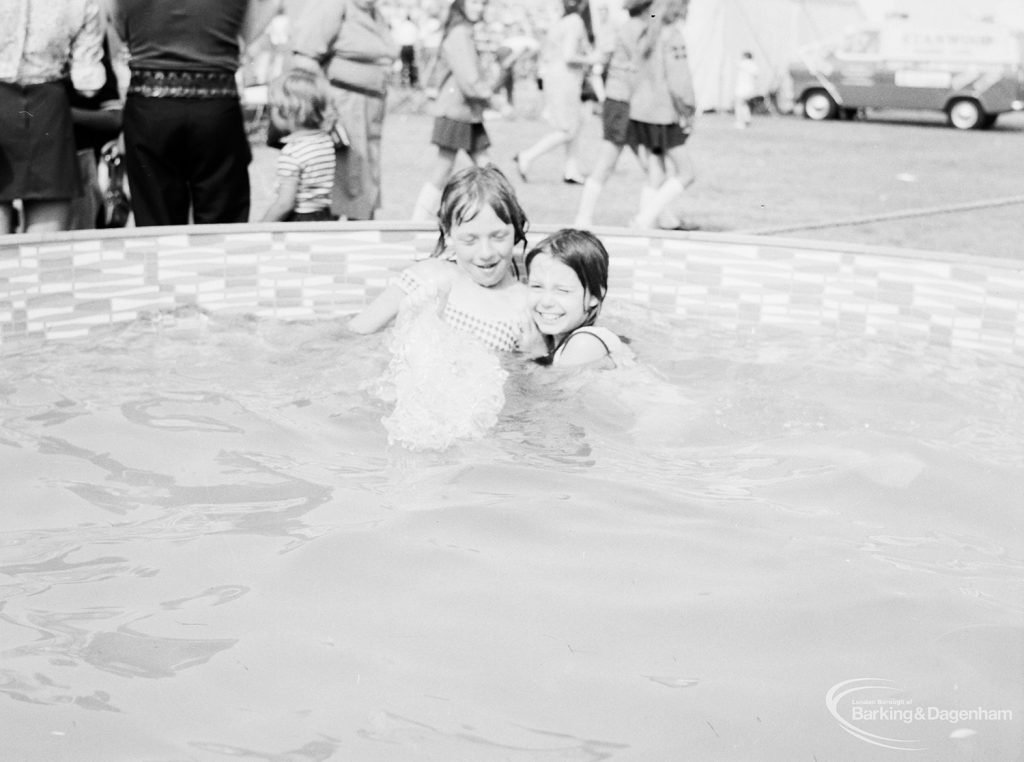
1,306,1022,760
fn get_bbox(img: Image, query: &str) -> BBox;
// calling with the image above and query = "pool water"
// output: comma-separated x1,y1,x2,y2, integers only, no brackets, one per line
1,303,1022,760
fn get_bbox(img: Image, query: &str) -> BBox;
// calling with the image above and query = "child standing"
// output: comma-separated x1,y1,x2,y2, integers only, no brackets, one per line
733,51,760,129
352,165,540,354
628,0,697,230
261,69,337,222
525,228,632,368
573,0,651,227
410,0,495,222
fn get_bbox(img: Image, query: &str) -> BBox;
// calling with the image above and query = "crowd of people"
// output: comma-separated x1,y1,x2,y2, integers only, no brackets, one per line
1,0,708,236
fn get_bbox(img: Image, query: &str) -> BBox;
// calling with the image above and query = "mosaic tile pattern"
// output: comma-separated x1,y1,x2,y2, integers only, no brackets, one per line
1,224,1022,360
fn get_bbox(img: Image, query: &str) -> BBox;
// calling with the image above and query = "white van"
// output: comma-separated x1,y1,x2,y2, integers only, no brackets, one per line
790,21,1024,129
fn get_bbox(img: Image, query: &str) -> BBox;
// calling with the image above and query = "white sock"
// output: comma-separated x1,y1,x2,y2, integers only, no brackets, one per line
634,178,684,229
410,183,442,222
574,178,603,227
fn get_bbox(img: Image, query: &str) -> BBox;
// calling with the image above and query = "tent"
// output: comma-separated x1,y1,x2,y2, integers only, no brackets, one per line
683,0,867,112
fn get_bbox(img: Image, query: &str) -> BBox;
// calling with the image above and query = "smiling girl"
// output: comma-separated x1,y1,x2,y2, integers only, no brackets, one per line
525,228,632,367
349,165,540,353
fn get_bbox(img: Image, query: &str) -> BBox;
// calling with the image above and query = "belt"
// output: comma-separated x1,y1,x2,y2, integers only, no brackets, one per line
128,69,238,99
328,79,386,98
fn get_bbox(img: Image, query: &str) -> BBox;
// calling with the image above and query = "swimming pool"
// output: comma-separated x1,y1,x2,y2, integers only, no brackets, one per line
1,224,1022,759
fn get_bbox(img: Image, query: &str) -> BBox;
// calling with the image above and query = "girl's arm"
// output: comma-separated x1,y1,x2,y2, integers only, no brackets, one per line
444,25,493,101
261,174,298,222
664,28,696,121
554,330,613,367
347,284,405,333
348,260,453,334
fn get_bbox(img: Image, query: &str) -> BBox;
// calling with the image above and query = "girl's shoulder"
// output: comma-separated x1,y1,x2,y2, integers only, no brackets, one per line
555,326,633,367
395,257,457,293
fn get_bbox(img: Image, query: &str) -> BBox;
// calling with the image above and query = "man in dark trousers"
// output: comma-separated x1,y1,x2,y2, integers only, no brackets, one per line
111,0,276,225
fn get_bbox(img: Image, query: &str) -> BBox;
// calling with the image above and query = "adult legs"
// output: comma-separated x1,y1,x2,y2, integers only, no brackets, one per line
123,96,191,226
186,98,252,224
331,90,384,221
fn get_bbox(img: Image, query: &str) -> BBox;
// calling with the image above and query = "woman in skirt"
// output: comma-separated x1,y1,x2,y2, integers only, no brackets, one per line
627,0,697,229
513,0,596,185
573,0,651,227
0,0,105,234
410,0,494,222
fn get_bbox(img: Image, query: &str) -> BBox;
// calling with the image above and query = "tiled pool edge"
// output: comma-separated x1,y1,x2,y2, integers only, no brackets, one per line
2,222,1022,359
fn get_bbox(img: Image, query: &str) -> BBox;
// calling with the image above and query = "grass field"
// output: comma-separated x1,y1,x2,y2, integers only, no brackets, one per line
249,85,1024,262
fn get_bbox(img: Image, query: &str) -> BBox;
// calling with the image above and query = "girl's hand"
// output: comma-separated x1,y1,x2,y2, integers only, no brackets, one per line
517,315,549,359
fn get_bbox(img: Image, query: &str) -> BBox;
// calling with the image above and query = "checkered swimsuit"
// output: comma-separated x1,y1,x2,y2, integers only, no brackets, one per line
395,269,522,352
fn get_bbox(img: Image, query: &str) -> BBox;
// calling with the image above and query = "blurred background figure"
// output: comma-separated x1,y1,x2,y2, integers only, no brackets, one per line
292,0,396,221
260,69,337,222
492,23,540,118
112,0,276,226
68,33,123,230
733,50,760,129
395,13,420,88
252,1,291,86
513,0,597,186
629,0,698,229
410,0,494,222
574,0,652,228
0,0,105,235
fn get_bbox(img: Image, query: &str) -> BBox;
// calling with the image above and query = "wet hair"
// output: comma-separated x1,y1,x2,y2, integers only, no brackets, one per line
525,229,611,363
525,227,609,331
268,69,334,131
432,165,530,260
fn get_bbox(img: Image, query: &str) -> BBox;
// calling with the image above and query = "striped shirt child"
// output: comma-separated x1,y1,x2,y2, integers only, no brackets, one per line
277,130,336,217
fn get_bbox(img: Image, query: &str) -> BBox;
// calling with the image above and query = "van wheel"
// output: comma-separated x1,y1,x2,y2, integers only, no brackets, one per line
947,99,984,130
803,90,837,121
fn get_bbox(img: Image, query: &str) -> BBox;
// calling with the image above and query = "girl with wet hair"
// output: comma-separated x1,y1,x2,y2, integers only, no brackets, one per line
351,165,541,355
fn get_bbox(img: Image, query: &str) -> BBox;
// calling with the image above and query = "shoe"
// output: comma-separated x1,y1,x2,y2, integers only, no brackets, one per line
562,175,585,185
513,153,527,182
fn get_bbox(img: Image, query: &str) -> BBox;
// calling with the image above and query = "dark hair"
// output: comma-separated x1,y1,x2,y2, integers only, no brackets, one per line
525,229,609,357
432,165,530,259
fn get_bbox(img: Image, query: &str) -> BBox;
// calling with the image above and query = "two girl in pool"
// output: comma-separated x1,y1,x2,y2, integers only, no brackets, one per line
349,165,629,368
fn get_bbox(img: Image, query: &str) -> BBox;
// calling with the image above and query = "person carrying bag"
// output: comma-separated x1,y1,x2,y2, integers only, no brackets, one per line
291,0,396,221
